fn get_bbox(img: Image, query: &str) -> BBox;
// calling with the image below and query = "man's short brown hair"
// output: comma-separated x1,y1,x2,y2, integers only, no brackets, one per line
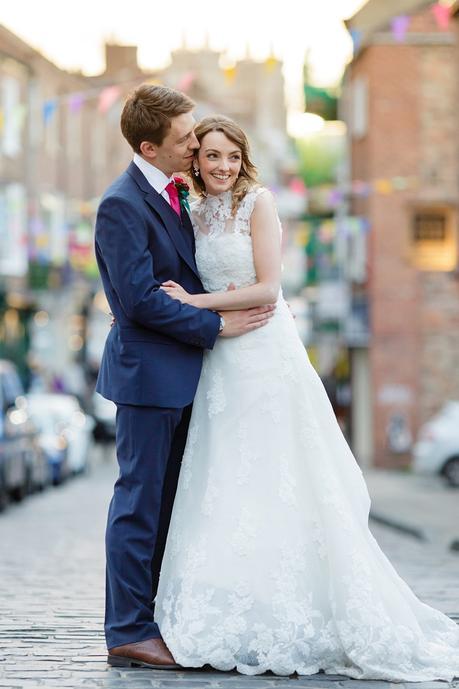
120,84,195,153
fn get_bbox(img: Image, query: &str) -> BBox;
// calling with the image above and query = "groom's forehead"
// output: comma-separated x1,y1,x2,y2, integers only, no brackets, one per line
170,112,196,139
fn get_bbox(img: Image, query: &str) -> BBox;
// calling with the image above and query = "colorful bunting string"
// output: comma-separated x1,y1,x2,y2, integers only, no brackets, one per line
298,174,423,209
353,2,453,52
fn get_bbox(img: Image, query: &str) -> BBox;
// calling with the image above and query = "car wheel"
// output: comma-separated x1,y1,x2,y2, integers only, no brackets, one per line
0,479,8,512
25,466,33,495
11,481,27,502
443,456,459,487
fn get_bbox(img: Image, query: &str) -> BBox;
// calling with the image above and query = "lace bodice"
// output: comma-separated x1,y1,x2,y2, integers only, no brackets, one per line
191,187,267,293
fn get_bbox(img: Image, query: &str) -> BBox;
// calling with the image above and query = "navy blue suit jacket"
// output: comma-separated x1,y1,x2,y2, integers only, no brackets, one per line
95,162,220,408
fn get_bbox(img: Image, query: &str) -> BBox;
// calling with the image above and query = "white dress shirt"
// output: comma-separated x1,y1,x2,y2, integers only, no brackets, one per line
133,153,174,206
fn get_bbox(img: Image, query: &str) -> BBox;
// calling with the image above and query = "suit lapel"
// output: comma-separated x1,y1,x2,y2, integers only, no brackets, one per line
181,207,197,256
127,162,199,278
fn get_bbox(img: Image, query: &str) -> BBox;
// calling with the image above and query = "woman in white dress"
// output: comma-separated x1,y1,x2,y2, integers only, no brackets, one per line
156,115,459,680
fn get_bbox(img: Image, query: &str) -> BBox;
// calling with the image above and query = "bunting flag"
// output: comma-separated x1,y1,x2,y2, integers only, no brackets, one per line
68,93,85,113
328,187,344,206
432,2,450,29
350,29,362,54
176,72,195,93
351,180,371,197
373,179,392,195
391,15,411,42
43,99,58,125
264,56,278,73
11,104,26,132
223,65,237,83
98,85,121,114
289,177,307,195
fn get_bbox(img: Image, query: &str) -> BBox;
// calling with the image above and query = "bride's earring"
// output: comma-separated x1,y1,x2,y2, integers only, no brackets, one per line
193,165,200,177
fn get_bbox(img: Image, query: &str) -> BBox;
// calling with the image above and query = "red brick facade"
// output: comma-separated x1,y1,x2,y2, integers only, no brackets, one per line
345,3,459,466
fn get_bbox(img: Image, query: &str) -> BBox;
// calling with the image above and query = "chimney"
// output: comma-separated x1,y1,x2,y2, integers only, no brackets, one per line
104,43,140,75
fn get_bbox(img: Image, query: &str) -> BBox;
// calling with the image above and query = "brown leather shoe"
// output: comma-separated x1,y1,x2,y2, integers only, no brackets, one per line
107,637,181,670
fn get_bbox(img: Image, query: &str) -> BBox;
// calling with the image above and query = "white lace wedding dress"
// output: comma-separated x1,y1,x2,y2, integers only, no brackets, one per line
156,188,459,680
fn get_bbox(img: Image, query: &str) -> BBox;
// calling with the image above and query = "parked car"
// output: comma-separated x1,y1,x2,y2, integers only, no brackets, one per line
24,393,94,479
412,401,459,487
92,392,116,444
0,360,47,509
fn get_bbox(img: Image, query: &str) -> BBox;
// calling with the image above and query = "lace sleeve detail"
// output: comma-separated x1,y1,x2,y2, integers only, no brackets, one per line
235,187,270,236
190,198,207,238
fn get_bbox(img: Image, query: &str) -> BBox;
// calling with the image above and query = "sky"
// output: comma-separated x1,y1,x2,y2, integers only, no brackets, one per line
0,0,367,119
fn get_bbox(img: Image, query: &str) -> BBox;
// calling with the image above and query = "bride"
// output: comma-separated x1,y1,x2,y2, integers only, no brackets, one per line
155,115,459,680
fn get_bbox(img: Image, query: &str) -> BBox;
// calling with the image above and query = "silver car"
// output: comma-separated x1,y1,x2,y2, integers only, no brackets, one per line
0,360,48,508
412,401,459,487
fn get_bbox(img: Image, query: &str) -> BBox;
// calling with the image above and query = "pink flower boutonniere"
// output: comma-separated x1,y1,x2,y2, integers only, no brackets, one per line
173,176,190,213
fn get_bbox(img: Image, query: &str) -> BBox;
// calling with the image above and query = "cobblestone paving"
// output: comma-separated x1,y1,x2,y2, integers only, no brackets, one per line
0,455,457,689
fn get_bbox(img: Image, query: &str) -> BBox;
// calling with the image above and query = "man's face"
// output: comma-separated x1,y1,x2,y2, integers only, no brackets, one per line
151,112,199,177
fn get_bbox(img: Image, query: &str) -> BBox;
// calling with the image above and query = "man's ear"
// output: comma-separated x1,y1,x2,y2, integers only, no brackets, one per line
139,140,157,160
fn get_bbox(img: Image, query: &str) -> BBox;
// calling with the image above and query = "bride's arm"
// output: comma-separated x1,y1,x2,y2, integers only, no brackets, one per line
162,191,281,310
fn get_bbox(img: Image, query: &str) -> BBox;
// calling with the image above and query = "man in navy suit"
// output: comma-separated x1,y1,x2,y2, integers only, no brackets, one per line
95,85,273,669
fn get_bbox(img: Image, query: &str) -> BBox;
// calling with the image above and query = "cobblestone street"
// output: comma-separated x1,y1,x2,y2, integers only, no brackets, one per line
0,451,458,689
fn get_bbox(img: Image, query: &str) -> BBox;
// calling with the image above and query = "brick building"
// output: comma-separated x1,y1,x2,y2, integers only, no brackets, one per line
342,0,459,467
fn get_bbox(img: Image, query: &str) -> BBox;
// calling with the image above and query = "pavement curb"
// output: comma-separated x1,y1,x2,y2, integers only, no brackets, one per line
369,510,427,541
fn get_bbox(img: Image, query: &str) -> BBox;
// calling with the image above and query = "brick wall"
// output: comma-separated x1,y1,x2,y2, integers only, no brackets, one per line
348,6,459,466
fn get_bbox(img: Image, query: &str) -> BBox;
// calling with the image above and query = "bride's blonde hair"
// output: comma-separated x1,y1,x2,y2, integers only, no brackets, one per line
192,115,259,215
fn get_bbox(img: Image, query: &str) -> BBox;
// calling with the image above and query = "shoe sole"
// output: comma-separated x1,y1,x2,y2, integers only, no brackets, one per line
107,654,182,670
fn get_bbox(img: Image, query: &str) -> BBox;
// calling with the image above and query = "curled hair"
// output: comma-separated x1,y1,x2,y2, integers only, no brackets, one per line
120,84,194,153
192,115,259,214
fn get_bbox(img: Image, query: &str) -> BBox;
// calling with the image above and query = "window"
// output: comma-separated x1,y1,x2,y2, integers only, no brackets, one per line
351,77,368,139
411,207,457,271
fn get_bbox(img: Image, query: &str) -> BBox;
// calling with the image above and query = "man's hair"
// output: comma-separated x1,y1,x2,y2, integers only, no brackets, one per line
120,84,195,153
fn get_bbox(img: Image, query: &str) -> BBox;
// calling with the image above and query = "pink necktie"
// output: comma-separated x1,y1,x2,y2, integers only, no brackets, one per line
165,181,181,216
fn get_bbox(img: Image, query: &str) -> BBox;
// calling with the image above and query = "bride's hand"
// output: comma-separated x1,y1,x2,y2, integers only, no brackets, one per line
160,280,196,305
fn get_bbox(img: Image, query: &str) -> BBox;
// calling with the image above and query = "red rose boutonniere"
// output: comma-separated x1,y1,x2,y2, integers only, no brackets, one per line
173,176,190,213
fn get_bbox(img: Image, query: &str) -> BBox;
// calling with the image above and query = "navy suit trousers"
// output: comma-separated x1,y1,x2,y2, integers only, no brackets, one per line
105,403,190,649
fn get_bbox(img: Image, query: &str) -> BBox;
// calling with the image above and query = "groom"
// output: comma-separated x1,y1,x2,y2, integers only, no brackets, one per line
95,84,274,669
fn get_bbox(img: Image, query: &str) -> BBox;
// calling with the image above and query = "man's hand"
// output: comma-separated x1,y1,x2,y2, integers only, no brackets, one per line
218,304,275,337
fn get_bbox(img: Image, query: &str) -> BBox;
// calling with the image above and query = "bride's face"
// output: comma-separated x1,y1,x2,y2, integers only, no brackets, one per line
197,131,242,196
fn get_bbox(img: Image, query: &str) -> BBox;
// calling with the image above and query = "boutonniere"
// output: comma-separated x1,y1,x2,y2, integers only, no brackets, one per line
173,176,190,213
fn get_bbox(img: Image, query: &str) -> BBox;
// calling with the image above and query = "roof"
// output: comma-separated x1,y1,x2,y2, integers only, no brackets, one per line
345,0,440,55
346,0,433,32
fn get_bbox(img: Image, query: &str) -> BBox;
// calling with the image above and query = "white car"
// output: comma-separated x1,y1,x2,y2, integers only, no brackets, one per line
412,401,459,486
22,393,94,475
92,392,116,444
